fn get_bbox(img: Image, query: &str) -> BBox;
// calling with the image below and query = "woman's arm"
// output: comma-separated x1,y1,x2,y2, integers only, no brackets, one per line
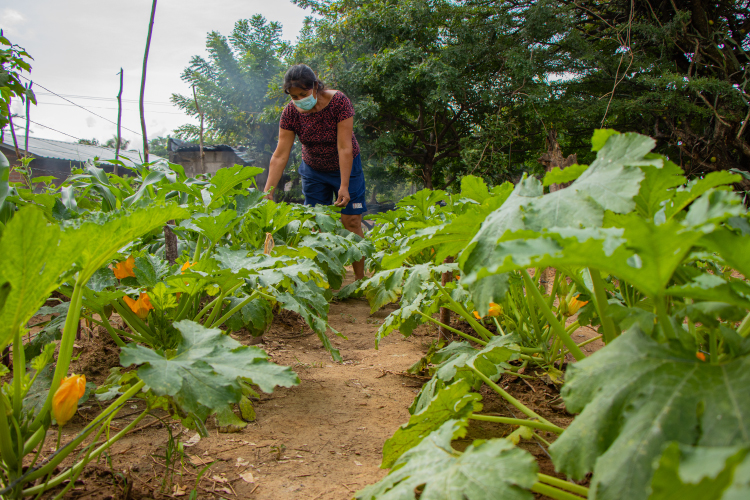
263,127,296,200
334,116,354,207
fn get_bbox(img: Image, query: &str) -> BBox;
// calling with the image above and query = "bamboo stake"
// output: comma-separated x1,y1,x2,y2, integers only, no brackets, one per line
139,0,158,163
115,68,123,174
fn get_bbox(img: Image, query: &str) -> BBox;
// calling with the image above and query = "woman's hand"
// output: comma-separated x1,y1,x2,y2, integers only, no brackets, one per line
334,186,350,207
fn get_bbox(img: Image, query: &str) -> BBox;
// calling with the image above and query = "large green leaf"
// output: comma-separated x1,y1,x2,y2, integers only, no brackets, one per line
549,328,750,500
120,320,299,417
649,443,750,500
381,380,482,468
0,208,81,349
461,132,660,281
360,268,406,313
71,203,188,282
206,165,264,205
357,420,537,500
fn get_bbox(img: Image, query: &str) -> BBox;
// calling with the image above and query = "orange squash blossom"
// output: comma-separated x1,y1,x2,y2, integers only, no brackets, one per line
696,352,706,362
488,303,502,317
52,374,86,426
112,256,136,279
566,295,589,316
124,292,154,320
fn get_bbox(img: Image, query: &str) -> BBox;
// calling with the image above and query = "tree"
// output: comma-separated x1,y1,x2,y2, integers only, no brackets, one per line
103,136,130,150
148,136,169,158
77,138,100,146
0,32,35,130
171,15,290,168
469,0,750,184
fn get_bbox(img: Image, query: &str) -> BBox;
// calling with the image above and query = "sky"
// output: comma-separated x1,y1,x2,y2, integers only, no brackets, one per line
1,0,312,152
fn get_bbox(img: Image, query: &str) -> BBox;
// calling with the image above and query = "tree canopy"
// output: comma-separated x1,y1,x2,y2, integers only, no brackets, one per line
171,0,750,192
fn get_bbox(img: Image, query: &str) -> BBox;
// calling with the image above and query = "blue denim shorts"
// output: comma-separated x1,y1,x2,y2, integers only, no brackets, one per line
299,154,367,215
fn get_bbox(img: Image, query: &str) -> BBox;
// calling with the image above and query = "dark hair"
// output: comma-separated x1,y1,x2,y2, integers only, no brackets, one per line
283,64,325,94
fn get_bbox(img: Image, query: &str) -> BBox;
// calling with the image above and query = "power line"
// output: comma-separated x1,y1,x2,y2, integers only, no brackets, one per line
19,75,144,137
34,92,176,107
34,100,186,115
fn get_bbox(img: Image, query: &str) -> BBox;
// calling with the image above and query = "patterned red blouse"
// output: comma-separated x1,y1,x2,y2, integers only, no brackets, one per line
279,91,360,172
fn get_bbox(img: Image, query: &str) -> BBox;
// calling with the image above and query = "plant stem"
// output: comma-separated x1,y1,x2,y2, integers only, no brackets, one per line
211,292,259,328
416,311,487,345
23,380,146,484
432,279,494,341
12,325,25,417
31,281,84,432
0,386,18,469
589,268,617,343
738,312,750,338
537,474,589,497
492,317,506,335
655,295,676,339
23,410,149,496
192,235,203,262
469,366,556,427
531,482,587,500
85,314,126,347
709,327,718,364
469,414,563,434
521,269,585,361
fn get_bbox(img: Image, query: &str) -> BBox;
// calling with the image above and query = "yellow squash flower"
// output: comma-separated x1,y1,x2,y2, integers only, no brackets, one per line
473,303,502,320
124,292,154,320
180,261,196,273
565,295,589,317
112,256,136,279
488,302,502,317
52,374,86,426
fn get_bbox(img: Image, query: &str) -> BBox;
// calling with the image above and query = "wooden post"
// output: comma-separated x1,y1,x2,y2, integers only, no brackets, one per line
164,221,178,265
6,102,20,159
115,68,123,175
192,85,205,174
24,82,32,157
139,0,158,163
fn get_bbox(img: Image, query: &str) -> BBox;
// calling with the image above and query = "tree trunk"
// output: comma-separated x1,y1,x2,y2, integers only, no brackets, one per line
538,128,577,192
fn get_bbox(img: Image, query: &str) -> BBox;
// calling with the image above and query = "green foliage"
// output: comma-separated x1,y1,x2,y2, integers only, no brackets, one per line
357,420,538,500
381,381,481,468
649,443,750,500
0,33,35,129
549,328,750,500
120,320,299,420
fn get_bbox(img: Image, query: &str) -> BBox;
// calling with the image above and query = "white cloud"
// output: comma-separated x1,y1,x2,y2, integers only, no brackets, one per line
85,116,96,128
0,8,25,29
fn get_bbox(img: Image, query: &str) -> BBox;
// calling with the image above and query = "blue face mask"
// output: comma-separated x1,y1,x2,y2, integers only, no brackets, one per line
293,88,317,111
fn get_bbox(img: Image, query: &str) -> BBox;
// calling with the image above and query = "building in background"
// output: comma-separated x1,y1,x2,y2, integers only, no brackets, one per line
167,138,268,187
0,136,163,184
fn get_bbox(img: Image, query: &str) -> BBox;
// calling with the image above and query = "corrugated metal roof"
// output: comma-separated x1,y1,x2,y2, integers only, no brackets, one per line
168,138,253,164
1,136,164,168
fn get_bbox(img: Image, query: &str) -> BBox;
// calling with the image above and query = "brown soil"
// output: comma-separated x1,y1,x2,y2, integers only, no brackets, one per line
19,269,601,500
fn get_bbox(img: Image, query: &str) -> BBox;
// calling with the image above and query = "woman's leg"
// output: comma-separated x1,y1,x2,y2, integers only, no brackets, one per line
340,214,365,280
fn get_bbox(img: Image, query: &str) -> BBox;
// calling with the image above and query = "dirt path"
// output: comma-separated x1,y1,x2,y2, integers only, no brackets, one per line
53,270,433,500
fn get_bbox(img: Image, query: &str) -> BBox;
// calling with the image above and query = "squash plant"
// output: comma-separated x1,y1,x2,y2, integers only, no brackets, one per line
356,130,750,500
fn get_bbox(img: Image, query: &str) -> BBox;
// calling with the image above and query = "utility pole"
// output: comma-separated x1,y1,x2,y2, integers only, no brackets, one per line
192,85,205,174
139,0,157,163
24,82,32,157
115,68,123,175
